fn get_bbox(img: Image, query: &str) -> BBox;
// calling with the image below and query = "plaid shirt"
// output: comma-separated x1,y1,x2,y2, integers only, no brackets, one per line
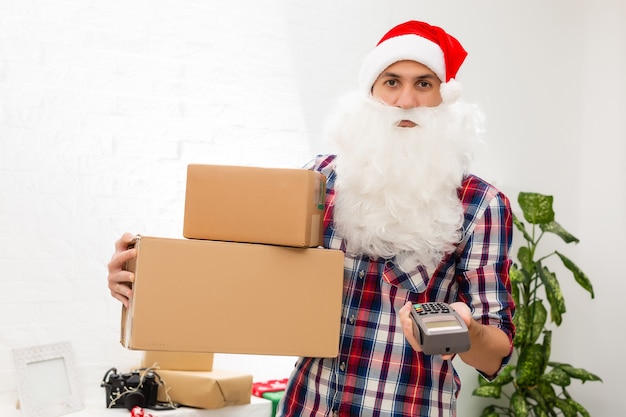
277,154,515,417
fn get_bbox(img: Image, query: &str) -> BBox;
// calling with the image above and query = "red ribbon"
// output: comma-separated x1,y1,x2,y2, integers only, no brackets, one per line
130,406,154,417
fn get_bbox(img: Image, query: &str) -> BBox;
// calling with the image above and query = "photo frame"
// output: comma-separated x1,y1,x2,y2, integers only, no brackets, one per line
12,341,84,417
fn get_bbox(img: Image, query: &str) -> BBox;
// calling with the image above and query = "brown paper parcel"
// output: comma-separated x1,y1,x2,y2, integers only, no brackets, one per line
121,236,344,357
156,369,252,409
183,164,326,247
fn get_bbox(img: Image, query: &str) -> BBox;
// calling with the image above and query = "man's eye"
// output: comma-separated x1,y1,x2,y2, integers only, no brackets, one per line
385,79,398,87
417,81,431,88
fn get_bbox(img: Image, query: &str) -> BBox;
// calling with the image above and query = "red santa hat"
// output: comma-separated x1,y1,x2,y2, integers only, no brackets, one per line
358,20,468,102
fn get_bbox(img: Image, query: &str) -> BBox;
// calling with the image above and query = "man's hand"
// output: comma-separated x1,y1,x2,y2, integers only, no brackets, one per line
107,232,137,308
398,301,423,353
400,300,511,375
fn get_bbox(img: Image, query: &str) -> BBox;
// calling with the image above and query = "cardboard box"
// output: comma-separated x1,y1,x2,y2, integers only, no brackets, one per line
141,351,214,371
121,236,344,357
183,164,326,247
156,369,252,409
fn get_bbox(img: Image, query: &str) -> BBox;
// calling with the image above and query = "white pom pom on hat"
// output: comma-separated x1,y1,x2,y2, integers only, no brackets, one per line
358,21,468,102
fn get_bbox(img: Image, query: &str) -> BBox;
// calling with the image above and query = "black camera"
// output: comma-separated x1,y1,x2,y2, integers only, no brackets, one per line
101,368,160,410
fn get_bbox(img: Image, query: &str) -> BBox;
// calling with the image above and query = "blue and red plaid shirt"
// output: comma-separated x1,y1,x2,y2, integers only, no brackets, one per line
277,154,515,417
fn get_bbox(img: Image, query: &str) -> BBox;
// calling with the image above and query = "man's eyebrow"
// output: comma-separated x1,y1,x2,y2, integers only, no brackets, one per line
379,71,437,80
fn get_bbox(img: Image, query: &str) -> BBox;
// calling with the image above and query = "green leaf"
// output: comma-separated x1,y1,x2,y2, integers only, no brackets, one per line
517,246,535,274
556,252,595,298
513,213,534,242
528,301,548,344
540,221,579,244
509,264,523,308
511,278,520,307
565,398,591,417
489,364,515,386
518,192,555,225
539,266,566,325
542,330,552,362
537,380,557,403
530,407,550,417
479,405,499,417
516,344,545,386
509,263,527,286
554,397,578,417
554,363,603,383
472,384,502,399
526,386,551,414
513,304,529,346
510,391,529,417
541,367,571,386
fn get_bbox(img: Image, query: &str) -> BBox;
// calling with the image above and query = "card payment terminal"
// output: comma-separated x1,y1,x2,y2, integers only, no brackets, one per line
410,302,470,355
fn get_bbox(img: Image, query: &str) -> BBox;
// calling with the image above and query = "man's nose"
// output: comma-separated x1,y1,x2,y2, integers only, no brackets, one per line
394,87,419,109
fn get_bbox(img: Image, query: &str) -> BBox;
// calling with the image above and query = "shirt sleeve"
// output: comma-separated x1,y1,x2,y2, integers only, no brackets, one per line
457,185,516,373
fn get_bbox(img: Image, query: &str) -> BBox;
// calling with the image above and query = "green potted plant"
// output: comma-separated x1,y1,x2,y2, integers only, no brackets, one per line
473,192,602,416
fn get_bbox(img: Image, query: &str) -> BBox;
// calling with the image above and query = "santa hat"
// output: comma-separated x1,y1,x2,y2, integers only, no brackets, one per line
358,20,468,102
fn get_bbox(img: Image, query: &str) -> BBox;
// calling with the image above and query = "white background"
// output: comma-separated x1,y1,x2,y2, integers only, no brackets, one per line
1,0,624,415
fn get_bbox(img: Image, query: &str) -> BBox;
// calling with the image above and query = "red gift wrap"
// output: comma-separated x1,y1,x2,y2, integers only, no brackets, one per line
251,378,289,397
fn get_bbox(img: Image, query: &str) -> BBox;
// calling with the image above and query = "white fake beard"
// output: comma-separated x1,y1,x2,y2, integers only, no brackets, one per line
326,93,483,272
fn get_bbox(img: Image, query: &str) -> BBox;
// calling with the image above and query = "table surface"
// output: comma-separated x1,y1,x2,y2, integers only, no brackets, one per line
0,393,273,417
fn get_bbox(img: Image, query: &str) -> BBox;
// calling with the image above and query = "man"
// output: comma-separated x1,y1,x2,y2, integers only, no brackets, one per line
275,21,515,416
107,20,514,417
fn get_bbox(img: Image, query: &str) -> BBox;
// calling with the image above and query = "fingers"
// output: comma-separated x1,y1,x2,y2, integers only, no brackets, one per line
110,287,131,309
108,232,137,308
107,247,137,274
114,232,136,252
109,271,134,308
449,301,473,327
107,232,137,276
399,301,422,352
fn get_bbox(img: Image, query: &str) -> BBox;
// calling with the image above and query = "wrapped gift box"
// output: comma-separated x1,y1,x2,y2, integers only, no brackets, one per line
183,164,326,247
251,379,288,397
252,379,289,417
262,392,284,417
156,369,252,409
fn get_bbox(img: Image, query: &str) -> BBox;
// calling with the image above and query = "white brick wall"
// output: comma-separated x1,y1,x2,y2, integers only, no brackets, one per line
1,0,625,415
0,0,358,403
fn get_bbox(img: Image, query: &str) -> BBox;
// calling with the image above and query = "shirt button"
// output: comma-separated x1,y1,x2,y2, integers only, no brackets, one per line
348,315,356,325
339,362,346,372
358,270,365,279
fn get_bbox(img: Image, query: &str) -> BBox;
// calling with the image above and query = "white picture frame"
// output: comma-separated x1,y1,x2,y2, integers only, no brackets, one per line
12,341,84,417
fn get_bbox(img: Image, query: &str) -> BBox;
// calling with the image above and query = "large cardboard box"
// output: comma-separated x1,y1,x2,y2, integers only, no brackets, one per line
141,351,214,371
156,369,252,409
121,236,344,357
183,164,326,247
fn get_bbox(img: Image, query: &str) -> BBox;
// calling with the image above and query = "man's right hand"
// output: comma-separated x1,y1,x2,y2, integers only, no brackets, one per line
107,232,137,308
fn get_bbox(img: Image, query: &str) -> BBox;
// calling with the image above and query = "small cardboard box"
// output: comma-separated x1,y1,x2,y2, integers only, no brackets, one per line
141,351,214,371
157,369,252,409
121,236,343,357
183,164,326,247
